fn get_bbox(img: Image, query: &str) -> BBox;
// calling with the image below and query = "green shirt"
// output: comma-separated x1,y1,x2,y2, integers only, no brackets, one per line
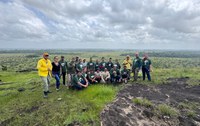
132,57,142,69
100,61,106,71
95,62,100,71
121,69,129,75
87,62,95,71
110,68,120,77
76,63,83,72
71,74,85,86
88,73,95,80
106,62,113,71
67,61,76,74
113,62,121,70
82,73,87,78
142,59,151,70
59,60,67,73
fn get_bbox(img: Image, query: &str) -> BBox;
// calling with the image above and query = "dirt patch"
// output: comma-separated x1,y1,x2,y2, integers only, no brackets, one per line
101,77,200,126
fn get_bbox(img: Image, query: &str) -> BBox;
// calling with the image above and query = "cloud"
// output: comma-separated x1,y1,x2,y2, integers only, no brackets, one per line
0,0,200,50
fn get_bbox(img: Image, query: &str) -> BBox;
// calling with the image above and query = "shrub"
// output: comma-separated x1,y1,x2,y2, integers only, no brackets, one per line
132,98,153,108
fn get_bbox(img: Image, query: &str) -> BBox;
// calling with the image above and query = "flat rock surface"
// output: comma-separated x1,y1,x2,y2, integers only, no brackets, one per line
100,78,200,126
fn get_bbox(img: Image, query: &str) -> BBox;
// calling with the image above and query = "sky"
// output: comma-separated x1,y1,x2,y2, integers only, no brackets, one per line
0,0,200,50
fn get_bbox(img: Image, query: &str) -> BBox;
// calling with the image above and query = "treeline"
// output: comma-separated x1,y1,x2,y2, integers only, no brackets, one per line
0,49,115,54
120,51,200,58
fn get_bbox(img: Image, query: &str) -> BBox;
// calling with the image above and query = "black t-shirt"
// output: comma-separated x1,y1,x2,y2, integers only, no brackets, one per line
52,62,60,72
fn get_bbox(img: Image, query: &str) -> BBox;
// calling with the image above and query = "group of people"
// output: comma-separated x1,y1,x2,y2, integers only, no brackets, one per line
37,52,152,98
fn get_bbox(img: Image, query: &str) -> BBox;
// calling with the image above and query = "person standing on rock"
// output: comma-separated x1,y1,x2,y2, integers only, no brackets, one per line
37,52,52,98
132,52,142,81
52,56,61,91
59,56,67,86
142,54,152,81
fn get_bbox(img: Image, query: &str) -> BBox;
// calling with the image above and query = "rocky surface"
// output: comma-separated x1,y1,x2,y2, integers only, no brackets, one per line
100,78,200,126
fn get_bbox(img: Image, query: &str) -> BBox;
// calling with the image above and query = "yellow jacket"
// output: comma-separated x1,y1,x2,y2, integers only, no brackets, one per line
37,58,52,77
122,59,132,70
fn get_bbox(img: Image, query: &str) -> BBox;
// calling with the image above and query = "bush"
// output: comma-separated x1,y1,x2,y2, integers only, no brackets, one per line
132,98,153,108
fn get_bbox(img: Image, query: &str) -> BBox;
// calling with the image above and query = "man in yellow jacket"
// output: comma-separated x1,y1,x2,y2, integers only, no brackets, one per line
122,55,132,80
37,52,52,98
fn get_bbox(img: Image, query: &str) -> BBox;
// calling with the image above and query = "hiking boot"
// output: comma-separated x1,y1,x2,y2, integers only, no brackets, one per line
43,91,48,98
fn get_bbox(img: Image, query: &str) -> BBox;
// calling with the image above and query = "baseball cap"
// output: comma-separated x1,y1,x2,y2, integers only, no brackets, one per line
43,52,49,56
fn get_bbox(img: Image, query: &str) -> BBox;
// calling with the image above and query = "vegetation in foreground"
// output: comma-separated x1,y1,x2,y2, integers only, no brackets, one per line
0,50,200,125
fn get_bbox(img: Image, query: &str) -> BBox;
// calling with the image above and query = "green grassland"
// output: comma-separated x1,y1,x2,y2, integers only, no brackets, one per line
0,50,200,125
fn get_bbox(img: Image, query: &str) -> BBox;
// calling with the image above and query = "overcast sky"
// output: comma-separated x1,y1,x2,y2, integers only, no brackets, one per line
0,0,200,50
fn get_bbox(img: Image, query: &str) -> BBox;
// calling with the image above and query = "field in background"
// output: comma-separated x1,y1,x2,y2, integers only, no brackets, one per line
0,50,200,125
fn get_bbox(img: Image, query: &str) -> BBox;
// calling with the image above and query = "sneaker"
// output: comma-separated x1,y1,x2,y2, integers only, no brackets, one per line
56,88,59,91
43,92,48,98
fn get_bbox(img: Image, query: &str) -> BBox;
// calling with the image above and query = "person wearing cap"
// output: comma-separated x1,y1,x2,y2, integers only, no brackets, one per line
106,58,113,71
132,52,142,81
87,57,95,71
122,55,132,79
59,56,67,85
71,70,88,90
37,52,52,98
121,65,129,84
99,57,107,71
142,54,152,81
67,57,76,87
110,66,121,83
113,59,121,70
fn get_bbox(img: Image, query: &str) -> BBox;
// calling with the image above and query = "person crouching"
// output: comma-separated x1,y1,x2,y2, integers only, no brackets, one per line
121,65,129,84
87,70,98,84
71,70,88,90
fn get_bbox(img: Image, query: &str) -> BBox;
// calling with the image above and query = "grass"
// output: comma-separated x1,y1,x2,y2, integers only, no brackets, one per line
157,104,179,117
0,71,118,126
0,51,200,125
132,97,153,108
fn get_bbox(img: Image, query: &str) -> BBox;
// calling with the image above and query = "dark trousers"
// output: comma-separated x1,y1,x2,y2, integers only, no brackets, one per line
142,67,151,81
74,80,86,90
62,72,66,85
111,75,120,83
52,72,60,89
